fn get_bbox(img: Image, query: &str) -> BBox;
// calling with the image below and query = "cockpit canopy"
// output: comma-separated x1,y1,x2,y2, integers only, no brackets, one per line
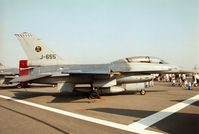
125,56,168,64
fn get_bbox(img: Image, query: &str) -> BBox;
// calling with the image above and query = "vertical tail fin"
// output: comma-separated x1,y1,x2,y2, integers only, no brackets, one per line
15,32,68,66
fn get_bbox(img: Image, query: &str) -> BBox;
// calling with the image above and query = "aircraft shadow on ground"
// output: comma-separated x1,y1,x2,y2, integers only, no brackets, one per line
12,90,59,99
171,99,199,107
50,92,91,103
88,108,199,134
11,90,138,103
10,88,168,103
89,108,155,119
101,89,168,96
146,89,168,92
28,85,53,88
11,90,89,103
0,85,18,90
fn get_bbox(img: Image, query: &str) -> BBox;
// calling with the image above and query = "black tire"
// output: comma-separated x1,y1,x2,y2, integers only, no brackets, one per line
90,92,100,99
140,89,146,95
16,84,22,89
17,83,29,88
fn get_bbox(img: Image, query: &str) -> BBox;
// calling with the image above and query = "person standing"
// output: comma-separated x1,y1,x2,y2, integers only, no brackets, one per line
178,74,182,86
193,73,197,87
196,73,199,85
182,74,186,88
172,74,176,86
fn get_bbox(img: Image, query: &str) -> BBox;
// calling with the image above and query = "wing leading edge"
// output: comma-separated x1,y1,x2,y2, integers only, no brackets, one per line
61,71,109,75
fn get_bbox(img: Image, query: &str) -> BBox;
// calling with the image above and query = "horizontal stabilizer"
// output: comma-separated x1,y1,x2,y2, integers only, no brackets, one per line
10,74,51,83
0,72,17,76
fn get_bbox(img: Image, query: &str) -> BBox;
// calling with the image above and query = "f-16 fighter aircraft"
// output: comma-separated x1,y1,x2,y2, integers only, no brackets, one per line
10,32,190,98
0,63,18,85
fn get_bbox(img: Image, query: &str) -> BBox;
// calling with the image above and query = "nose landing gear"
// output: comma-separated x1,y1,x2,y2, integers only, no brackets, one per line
140,89,146,95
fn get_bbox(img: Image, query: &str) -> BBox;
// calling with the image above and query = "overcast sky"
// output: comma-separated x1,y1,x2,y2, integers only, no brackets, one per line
0,0,198,69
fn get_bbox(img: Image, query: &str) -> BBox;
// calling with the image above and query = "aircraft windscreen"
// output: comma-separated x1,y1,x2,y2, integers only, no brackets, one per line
126,56,168,64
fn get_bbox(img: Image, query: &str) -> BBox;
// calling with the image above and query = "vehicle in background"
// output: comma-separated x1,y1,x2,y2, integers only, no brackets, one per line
0,63,18,85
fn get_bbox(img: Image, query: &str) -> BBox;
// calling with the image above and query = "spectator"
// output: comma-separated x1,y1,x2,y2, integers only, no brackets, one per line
181,74,187,88
196,73,199,85
193,73,198,87
171,74,176,86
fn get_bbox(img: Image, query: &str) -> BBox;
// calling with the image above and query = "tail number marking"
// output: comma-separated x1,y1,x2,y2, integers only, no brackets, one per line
40,54,56,59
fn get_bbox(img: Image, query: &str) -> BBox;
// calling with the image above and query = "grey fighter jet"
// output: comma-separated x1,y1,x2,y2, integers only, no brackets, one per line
10,32,191,98
0,63,18,85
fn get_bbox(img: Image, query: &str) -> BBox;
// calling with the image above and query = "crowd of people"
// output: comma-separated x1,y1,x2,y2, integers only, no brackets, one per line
153,73,199,88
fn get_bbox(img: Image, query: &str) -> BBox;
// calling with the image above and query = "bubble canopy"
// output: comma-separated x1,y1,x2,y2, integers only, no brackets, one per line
125,56,168,64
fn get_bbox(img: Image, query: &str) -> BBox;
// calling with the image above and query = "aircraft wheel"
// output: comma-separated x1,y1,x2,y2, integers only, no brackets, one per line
90,91,100,99
17,83,29,88
16,84,22,88
140,89,146,95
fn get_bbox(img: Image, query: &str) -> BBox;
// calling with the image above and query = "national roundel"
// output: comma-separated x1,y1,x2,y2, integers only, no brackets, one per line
35,46,42,52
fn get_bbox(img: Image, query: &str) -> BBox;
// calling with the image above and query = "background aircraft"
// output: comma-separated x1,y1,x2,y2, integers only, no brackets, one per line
10,32,192,98
0,63,18,85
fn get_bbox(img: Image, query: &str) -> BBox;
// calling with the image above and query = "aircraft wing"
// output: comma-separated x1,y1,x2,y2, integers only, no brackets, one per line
61,69,169,76
61,70,110,75
10,74,51,83
128,70,169,74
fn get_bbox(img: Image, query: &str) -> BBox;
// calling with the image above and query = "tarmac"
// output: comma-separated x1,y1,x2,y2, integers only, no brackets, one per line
0,82,198,134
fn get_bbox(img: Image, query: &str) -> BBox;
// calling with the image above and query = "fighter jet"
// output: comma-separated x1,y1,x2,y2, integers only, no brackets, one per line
10,32,188,98
0,63,18,85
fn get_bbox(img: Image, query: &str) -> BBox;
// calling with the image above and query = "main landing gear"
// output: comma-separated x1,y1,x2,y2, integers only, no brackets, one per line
89,84,100,99
16,83,29,88
90,90,100,99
